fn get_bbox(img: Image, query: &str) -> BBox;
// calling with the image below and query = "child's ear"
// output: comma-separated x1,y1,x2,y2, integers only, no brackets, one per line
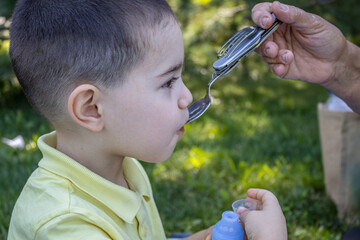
67,84,104,132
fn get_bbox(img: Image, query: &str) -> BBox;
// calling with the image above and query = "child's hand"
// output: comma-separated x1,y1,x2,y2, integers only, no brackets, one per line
183,226,213,240
237,188,287,240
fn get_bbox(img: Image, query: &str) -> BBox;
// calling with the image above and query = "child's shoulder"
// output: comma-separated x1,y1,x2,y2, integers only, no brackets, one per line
8,167,114,239
8,167,70,237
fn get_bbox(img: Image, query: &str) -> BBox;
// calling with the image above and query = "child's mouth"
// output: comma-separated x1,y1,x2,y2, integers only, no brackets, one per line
178,126,185,136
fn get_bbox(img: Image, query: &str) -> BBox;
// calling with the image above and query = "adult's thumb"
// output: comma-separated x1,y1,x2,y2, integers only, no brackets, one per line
272,1,321,30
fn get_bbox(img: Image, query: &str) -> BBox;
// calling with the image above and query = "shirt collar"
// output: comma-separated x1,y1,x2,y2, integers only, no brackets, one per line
37,131,152,223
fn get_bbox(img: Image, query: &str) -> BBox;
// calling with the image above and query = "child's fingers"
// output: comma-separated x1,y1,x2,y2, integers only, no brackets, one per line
246,188,280,210
246,188,273,200
204,226,214,240
237,207,250,224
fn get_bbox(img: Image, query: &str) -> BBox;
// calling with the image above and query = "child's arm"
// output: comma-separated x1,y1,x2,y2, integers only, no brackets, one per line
183,226,213,240
182,188,286,240
237,188,287,240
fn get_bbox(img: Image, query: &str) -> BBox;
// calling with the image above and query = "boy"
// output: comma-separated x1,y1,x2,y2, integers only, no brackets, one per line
8,0,287,239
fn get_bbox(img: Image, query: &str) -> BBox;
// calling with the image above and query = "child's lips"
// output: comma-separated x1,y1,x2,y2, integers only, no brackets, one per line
177,126,185,136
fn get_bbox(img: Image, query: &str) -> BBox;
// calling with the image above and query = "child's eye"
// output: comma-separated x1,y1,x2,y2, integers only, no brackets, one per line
162,77,178,89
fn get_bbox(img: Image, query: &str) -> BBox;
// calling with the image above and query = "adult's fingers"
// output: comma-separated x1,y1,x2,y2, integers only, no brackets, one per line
256,40,279,58
260,49,294,66
271,1,322,32
252,2,274,29
269,63,290,79
268,49,293,78
252,1,323,32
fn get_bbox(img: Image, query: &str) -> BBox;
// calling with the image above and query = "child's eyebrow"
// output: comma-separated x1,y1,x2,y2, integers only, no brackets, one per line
157,62,183,78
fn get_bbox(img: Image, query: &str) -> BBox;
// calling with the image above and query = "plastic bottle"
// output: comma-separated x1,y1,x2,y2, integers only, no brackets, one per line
326,92,352,112
212,211,244,240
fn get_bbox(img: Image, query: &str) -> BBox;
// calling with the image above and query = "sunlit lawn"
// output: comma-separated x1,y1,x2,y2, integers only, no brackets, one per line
1,55,349,239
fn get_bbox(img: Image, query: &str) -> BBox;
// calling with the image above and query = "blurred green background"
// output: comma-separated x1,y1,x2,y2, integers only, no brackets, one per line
1,0,360,239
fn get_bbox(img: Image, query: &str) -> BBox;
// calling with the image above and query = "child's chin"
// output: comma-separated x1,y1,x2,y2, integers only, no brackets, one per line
157,154,172,163
157,158,167,163
159,149,176,163
142,151,174,163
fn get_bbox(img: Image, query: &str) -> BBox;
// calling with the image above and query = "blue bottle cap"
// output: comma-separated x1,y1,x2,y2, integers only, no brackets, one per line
212,211,244,240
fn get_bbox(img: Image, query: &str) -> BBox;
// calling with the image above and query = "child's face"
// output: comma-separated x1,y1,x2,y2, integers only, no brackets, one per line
101,20,193,163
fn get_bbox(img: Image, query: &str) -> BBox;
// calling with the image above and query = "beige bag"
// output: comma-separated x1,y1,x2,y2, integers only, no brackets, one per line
318,103,360,224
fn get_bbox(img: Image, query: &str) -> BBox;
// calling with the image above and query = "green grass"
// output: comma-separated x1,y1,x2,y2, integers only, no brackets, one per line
2,0,360,238
143,62,347,239
1,60,355,239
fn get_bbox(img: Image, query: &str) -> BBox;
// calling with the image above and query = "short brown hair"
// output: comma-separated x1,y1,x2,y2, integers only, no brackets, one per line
10,0,176,122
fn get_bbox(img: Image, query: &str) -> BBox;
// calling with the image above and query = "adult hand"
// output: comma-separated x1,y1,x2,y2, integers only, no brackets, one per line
251,1,360,112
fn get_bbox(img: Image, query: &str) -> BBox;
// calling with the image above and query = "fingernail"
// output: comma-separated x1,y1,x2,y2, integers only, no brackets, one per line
265,47,270,56
279,3,288,12
261,16,269,28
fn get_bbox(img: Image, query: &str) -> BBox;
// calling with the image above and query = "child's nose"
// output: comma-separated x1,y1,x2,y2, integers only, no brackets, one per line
178,82,193,109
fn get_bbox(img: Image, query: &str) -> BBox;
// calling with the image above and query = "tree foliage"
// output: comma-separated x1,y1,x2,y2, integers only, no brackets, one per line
1,0,360,102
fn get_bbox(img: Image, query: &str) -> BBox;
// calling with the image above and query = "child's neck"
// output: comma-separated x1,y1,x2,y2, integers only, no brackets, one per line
56,129,129,189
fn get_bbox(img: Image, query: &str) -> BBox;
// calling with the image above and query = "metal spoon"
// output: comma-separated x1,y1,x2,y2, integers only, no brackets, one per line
187,72,221,123
186,16,281,124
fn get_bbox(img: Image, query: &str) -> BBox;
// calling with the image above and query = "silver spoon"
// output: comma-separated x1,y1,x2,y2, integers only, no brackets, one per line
187,15,281,124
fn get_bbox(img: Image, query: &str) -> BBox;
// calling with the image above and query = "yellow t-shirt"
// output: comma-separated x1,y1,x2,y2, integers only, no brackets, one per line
8,132,166,240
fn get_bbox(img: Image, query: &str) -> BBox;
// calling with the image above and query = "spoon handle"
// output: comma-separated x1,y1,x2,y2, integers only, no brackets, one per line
213,15,282,76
